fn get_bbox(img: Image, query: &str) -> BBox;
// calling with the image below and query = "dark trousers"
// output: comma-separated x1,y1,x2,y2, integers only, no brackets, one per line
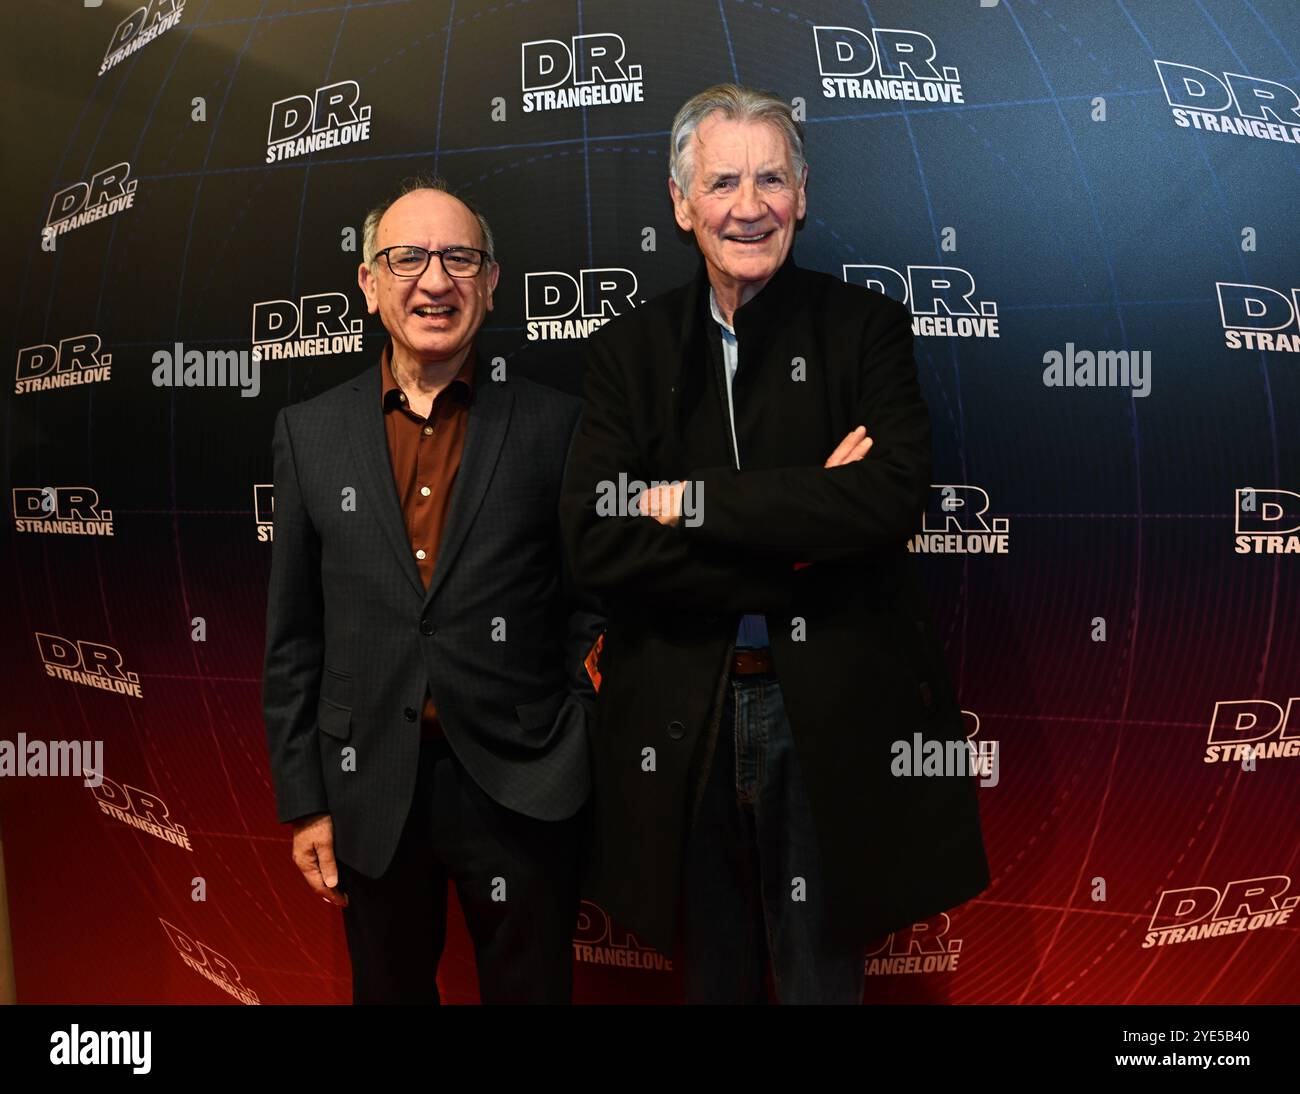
336,731,585,1004
682,671,867,1004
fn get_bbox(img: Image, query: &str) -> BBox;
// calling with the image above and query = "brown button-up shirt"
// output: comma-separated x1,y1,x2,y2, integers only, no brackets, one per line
380,340,475,730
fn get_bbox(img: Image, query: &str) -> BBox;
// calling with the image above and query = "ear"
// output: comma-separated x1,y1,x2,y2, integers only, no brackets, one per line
795,164,808,221
668,175,693,234
485,261,500,311
358,261,380,315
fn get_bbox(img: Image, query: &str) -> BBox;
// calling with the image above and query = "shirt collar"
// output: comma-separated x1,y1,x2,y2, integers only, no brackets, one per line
707,286,736,340
380,339,476,411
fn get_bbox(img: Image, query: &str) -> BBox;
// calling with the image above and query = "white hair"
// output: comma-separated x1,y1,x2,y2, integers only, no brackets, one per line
669,83,807,193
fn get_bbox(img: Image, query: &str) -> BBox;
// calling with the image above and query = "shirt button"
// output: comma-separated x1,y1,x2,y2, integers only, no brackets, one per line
420,486,431,497
415,548,426,560
422,425,433,435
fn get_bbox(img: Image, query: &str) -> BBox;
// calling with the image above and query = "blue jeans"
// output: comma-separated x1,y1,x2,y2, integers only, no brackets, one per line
682,670,866,1004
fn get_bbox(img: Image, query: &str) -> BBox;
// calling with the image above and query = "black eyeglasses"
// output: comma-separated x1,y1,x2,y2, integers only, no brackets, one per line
374,245,493,279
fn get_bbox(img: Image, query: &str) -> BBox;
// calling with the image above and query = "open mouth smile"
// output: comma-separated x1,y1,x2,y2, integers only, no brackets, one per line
412,304,456,321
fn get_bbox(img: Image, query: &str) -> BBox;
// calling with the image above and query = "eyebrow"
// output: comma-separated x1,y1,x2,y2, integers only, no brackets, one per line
386,242,480,250
702,165,789,184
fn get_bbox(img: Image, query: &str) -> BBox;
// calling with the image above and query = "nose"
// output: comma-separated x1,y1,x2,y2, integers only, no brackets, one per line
417,250,454,294
730,178,766,223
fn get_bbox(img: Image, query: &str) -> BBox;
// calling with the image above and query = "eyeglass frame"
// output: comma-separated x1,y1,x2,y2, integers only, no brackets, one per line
372,244,495,279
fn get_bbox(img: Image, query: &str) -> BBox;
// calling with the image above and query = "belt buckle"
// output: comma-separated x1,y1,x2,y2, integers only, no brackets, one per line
732,647,772,676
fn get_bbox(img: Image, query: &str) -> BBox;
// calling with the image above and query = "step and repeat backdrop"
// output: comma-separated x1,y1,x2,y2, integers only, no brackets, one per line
2,0,1297,1004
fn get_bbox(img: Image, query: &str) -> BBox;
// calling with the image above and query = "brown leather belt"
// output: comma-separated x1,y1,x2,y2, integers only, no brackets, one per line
732,647,774,675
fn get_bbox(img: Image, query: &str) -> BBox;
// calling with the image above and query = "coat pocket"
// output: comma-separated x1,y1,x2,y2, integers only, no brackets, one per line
515,687,567,732
318,696,352,740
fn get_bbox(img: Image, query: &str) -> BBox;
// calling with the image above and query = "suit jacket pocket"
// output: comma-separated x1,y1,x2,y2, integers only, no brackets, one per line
318,697,352,740
515,687,567,732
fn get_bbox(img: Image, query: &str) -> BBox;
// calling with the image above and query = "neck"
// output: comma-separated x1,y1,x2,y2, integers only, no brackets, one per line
390,341,470,398
708,272,769,328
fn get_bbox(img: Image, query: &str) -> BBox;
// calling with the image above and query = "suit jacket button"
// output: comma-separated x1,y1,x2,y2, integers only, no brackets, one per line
403,707,417,722
667,720,685,740
420,619,435,637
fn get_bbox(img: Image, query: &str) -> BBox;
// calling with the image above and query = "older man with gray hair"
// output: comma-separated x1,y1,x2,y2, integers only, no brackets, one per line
263,175,599,1003
562,85,989,1003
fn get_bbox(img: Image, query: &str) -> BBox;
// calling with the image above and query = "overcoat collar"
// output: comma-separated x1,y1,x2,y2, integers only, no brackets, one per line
670,249,801,441
674,249,801,359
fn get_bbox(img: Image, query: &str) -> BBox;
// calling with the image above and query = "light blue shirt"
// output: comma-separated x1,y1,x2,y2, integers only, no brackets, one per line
709,287,741,468
709,287,770,650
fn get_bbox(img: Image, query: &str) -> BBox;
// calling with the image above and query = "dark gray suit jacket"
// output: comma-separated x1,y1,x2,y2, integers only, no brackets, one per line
263,351,600,880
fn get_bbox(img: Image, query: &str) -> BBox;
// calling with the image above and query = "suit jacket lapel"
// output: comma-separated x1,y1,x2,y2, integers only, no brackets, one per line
346,362,426,600
422,373,513,610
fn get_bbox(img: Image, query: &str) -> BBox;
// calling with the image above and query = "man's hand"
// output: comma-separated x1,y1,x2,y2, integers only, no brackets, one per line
292,813,348,907
637,481,687,527
825,425,873,467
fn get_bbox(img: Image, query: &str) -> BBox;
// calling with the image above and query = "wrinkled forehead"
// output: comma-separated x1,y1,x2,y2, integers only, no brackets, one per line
690,114,796,173
377,189,482,249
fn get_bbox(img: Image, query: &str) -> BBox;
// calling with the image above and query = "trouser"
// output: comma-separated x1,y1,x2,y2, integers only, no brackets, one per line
682,669,866,1004
336,730,585,1004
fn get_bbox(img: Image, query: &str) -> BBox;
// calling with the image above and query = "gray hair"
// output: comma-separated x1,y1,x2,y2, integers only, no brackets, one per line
361,174,496,268
669,84,807,194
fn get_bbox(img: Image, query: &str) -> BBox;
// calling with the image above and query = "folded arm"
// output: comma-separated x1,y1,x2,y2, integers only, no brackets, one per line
560,333,793,616
681,296,931,557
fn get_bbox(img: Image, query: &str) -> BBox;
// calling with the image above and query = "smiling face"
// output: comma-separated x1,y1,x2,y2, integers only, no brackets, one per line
357,188,499,369
669,112,807,306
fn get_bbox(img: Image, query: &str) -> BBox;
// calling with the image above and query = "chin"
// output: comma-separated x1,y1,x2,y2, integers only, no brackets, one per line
405,337,457,361
407,329,462,353
727,259,779,282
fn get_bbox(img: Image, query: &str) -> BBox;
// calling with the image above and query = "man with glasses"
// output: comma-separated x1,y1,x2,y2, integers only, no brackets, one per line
263,176,599,1003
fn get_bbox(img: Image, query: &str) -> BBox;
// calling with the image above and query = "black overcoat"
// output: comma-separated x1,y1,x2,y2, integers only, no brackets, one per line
561,252,990,955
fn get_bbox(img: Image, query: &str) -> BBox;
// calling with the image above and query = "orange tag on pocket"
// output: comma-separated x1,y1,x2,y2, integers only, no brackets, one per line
584,632,605,692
